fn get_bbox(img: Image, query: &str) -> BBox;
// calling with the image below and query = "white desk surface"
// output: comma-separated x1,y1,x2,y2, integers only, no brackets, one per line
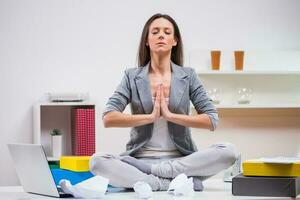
0,179,297,200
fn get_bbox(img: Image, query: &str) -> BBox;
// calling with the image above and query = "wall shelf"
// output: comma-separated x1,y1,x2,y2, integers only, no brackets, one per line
196,71,300,108
191,106,300,118
214,104,300,109
197,70,300,75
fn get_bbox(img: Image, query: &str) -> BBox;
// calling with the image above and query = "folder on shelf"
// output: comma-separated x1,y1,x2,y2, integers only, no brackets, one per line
72,108,86,156
72,108,95,156
243,158,300,177
86,108,95,156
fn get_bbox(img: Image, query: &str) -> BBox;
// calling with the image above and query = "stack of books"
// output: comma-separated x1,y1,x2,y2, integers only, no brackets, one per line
232,157,300,197
71,108,95,156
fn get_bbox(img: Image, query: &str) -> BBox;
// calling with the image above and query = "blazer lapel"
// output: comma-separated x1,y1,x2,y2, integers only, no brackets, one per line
134,62,189,114
169,62,189,113
134,63,153,114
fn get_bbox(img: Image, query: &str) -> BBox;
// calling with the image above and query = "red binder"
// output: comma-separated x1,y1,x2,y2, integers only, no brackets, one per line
86,108,95,156
72,108,95,156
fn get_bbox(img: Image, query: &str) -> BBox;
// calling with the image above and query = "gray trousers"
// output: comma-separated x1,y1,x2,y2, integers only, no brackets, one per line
89,143,238,191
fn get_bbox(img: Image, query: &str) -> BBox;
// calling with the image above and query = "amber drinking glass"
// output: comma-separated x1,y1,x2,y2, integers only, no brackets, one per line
211,50,221,70
234,51,244,70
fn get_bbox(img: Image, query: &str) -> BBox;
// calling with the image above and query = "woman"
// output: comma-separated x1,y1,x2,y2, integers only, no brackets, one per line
90,13,238,191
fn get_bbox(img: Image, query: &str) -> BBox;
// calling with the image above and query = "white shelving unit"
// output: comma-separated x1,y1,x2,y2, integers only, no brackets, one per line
196,70,300,109
33,102,97,161
189,51,300,160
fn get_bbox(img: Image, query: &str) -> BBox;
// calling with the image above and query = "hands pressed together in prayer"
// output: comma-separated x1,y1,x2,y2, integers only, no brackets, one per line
150,84,172,122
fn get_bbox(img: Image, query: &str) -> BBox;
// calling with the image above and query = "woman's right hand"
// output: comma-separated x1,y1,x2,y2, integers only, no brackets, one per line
150,84,161,122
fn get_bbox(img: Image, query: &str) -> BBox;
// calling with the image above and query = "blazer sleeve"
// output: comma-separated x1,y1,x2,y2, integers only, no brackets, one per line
189,68,219,131
102,69,131,118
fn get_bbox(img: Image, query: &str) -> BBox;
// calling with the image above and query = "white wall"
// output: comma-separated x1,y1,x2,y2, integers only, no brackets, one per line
1,0,300,186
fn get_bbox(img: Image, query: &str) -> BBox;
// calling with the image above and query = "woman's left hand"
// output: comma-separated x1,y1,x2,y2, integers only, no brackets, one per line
160,85,172,119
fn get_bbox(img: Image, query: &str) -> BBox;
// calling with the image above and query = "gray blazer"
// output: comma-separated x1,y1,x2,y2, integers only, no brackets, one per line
103,62,219,156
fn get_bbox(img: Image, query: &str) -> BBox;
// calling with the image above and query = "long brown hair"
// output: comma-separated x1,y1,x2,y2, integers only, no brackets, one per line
137,13,184,67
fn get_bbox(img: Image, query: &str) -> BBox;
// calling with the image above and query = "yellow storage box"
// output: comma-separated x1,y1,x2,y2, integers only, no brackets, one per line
60,156,91,172
243,159,300,177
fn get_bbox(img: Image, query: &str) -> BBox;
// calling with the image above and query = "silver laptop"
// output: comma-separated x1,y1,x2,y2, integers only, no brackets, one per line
7,143,72,198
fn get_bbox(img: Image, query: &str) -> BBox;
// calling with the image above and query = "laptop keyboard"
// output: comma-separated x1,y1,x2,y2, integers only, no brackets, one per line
57,187,73,197
57,187,65,194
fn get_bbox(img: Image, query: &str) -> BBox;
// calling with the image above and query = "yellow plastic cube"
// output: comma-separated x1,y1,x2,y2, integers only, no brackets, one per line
60,156,91,172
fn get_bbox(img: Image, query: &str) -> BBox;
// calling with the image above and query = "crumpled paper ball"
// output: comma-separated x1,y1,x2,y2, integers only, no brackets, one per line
167,173,194,196
133,181,153,199
59,175,109,199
